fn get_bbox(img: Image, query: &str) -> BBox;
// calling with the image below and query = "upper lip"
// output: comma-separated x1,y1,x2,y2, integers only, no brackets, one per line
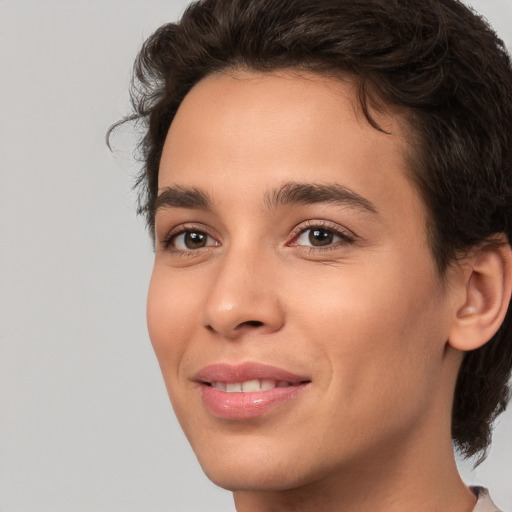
194,362,311,384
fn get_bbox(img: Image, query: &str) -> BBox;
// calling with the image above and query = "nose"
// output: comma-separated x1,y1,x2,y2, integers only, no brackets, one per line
202,246,285,339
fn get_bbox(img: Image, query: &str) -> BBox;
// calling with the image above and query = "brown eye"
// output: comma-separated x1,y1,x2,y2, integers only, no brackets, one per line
309,229,334,246
184,231,207,248
171,230,218,251
295,227,341,247
291,224,354,249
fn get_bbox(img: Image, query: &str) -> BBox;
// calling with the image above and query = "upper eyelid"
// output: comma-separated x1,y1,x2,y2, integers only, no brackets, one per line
288,219,356,239
158,219,356,249
167,222,215,236
159,223,220,248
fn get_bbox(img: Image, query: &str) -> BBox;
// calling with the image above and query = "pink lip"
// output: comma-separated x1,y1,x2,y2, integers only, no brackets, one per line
195,362,311,420
195,362,309,384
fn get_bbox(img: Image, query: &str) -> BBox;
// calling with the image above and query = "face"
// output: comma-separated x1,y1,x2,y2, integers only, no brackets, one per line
147,71,459,492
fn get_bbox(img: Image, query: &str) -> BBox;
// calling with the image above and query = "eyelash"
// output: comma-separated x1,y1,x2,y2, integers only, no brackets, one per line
161,224,218,255
160,220,356,255
287,220,356,251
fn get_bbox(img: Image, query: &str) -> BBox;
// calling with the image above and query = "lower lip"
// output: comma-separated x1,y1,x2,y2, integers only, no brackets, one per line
200,384,309,420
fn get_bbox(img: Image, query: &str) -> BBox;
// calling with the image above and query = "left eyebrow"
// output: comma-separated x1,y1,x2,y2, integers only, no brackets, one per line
154,186,214,213
264,182,378,215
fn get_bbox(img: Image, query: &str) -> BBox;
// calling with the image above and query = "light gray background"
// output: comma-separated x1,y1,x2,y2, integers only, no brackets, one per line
1,1,511,511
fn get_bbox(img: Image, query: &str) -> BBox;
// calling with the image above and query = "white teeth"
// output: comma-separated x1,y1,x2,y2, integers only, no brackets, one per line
241,379,261,392
261,379,277,391
226,382,242,393
210,379,292,392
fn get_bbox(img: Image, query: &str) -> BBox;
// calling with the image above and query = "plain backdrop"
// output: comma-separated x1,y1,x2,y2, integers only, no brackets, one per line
1,1,511,511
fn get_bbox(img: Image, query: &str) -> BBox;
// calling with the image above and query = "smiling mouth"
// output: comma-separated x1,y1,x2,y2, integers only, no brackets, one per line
205,379,309,393
195,362,311,419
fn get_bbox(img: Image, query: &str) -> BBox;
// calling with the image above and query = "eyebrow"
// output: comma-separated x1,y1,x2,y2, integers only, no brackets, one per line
264,182,378,215
155,186,213,213
154,181,378,216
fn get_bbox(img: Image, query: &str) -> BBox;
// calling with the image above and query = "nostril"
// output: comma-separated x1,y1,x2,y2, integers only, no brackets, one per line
239,320,264,328
204,319,266,335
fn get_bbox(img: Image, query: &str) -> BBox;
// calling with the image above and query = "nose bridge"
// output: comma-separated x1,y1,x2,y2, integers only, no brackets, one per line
202,237,284,337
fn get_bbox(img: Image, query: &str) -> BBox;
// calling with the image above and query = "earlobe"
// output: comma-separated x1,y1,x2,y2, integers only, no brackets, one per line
448,239,512,352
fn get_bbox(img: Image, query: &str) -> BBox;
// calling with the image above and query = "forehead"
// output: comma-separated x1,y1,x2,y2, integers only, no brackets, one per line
158,70,422,224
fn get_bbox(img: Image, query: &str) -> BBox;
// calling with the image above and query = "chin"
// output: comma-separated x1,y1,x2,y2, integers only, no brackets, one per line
202,462,307,493
194,440,327,493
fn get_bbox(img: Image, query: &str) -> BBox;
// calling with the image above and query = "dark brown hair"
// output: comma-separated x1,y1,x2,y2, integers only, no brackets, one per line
111,0,512,460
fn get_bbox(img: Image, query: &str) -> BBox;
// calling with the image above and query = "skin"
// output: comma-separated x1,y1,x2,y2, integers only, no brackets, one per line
147,71,478,512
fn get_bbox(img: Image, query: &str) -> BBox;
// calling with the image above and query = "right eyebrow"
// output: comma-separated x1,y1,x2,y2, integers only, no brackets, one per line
154,186,214,213
264,181,378,215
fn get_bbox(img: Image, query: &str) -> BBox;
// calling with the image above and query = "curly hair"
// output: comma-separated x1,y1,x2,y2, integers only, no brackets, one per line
110,0,512,461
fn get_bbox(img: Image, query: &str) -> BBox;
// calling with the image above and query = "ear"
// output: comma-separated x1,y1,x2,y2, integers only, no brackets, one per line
448,238,512,352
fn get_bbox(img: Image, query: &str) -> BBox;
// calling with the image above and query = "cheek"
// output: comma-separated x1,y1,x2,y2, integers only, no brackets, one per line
289,257,447,401
146,268,198,382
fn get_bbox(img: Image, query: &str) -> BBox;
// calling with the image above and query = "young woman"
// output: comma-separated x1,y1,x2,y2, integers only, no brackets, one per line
113,1,512,510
